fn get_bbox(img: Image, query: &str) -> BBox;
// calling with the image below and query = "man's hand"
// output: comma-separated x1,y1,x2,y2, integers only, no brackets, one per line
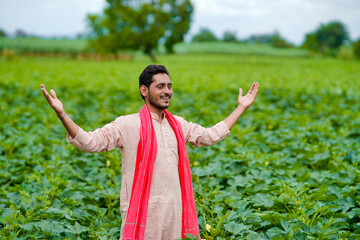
224,82,260,130
40,84,65,117
238,82,259,110
40,84,79,138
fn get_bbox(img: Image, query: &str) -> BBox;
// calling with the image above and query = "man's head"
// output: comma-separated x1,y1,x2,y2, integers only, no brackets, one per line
139,65,173,110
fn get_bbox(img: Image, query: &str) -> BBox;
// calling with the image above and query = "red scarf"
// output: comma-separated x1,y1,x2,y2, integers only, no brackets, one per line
123,105,200,240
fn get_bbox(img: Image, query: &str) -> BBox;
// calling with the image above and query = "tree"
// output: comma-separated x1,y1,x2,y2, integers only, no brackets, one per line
302,21,349,54
191,28,218,42
87,0,193,61
222,31,237,42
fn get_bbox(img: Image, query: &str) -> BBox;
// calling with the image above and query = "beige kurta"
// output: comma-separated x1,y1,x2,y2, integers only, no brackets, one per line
66,112,230,240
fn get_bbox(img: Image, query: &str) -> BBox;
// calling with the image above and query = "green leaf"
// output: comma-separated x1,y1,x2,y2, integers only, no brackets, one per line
332,197,354,213
66,221,86,235
266,227,285,238
260,211,283,224
224,222,251,235
22,222,35,231
346,208,360,219
280,220,290,234
33,220,65,234
252,193,274,208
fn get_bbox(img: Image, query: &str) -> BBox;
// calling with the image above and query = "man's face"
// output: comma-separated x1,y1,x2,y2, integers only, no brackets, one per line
146,73,173,110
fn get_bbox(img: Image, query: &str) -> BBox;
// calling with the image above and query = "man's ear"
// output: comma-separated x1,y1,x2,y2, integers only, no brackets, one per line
140,85,148,99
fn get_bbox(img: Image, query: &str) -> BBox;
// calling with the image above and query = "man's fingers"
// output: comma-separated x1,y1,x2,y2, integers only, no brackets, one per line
251,82,256,93
248,82,253,94
40,84,47,95
41,84,51,99
239,88,243,97
246,82,254,95
50,89,57,99
252,82,259,96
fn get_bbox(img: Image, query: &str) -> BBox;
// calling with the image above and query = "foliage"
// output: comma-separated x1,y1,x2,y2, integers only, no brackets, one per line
87,0,193,60
191,28,218,42
2,48,19,61
246,33,274,44
302,21,349,55
222,31,238,42
244,32,292,48
337,46,353,60
353,39,360,60
15,29,28,38
0,29,7,38
1,54,360,239
269,33,292,48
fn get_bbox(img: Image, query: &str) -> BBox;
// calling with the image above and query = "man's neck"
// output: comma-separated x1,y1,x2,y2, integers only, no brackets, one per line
145,103,165,122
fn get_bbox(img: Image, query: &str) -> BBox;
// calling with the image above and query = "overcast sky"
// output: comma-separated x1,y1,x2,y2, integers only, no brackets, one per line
1,0,360,45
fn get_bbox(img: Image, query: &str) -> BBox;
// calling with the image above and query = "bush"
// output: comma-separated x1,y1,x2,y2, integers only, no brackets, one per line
337,46,353,60
353,39,360,60
270,35,292,48
222,31,237,42
2,48,19,61
192,28,218,42
0,29,6,37
302,21,349,54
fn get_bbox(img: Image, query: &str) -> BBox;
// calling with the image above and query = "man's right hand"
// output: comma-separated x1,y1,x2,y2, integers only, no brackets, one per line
40,84,65,118
40,84,79,138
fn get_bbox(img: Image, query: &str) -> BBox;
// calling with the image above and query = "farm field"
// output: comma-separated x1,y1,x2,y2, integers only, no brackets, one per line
1,54,360,239
0,37,308,57
0,38,87,55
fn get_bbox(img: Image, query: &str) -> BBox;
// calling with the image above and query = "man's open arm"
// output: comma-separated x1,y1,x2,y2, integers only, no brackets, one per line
224,82,259,130
177,82,259,147
41,84,123,153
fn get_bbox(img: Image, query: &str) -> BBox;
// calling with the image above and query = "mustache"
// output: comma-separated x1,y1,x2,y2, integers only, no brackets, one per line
160,94,171,99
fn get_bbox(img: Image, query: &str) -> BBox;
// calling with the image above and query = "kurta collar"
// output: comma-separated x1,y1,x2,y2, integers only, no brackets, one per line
149,111,166,122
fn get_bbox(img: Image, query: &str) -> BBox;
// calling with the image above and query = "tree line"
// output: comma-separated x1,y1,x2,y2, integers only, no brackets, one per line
191,28,293,49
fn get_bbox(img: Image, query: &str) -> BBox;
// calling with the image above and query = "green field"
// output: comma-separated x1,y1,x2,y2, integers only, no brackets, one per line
0,37,308,57
0,38,87,54
1,54,360,239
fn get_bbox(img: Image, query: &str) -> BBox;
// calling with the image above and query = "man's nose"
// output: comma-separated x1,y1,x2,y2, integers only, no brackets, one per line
164,87,172,95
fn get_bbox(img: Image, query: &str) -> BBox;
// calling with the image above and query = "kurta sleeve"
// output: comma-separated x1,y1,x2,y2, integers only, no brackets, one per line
175,116,230,147
66,117,124,153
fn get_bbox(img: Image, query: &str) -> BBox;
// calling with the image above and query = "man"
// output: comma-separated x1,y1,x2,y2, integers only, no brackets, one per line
41,65,259,240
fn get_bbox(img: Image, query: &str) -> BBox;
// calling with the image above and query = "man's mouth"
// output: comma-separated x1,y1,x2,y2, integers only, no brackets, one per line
161,95,171,101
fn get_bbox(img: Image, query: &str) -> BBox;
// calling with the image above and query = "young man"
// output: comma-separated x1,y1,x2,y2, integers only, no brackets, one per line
41,65,259,240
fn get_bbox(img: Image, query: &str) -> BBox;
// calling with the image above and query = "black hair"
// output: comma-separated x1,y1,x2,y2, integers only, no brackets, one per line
139,65,170,100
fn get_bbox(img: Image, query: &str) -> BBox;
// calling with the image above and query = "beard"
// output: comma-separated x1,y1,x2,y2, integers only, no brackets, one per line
148,92,171,110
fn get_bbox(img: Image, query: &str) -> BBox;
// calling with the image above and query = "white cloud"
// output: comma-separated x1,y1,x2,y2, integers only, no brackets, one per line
0,0,359,43
190,0,360,44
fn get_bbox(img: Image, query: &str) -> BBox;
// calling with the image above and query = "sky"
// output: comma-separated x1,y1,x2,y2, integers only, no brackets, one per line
1,0,360,45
